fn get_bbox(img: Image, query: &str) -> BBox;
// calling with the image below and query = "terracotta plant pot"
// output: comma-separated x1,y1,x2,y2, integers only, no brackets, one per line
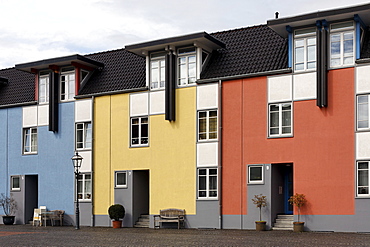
255,221,266,231
112,220,122,228
2,216,15,225
293,222,304,232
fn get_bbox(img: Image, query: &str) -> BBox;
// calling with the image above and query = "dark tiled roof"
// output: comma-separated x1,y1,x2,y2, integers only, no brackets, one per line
201,25,288,79
0,68,35,106
80,49,146,95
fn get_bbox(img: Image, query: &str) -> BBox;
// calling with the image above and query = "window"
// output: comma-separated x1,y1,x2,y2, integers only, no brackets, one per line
131,117,149,147
357,161,369,196
77,173,91,200
330,22,355,67
39,73,49,104
11,176,20,191
60,69,75,101
198,168,217,199
357,95,370,130
269,103,292,137
294,28,316,71
248,165,264,184
23,127,37,154
115,171,127,188
76,122,92,150
198,110,217,141
178,47,196,86
150,53,166,90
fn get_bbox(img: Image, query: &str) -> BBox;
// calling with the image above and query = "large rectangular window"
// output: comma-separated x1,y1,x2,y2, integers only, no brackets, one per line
357,95,370,130
150,53,166,90
23,127,37,154
131,117,149,147
115,171,127,188
11,176,21,191
198,168,218,199
60,69,75,101
294,28,316,71
357,161,369,196
178,47,196,86
76,122,92,150
39,74,49,104
198,110,217,141
330,21,355,68
269,103,292,137
77,173,91,201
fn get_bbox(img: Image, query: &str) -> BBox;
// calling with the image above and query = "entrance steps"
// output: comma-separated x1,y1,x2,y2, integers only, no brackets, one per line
134,215,150,228
272,215,293,230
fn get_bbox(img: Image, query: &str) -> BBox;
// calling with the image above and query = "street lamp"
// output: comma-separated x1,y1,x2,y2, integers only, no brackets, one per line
71,151,83,230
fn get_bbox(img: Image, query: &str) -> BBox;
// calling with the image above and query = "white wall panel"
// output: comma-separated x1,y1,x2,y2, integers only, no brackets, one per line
356,132,370,159
75,99,92,122
130,92,148,117
197,83,218,110
197,142,218,167
268,75,292,103
293,72,316,100
149,91,165,115
23,106,37,127
37,105,49,126
356,65,370,94
79,151,92,172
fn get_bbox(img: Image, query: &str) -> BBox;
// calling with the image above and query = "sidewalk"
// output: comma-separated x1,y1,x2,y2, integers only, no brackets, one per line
0,225,370,246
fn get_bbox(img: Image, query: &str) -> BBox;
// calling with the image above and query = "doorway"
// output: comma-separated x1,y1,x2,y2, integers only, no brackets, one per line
24,175,38,224
283,165,293,214
132,170,149,224
271,164,293,218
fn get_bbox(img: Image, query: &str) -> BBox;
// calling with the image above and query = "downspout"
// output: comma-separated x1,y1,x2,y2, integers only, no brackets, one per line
218,80,222,229
91,96,95,227
6,109,9,194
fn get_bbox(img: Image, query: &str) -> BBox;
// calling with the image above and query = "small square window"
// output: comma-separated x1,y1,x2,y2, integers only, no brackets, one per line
115,172,127,188
248,165,264,184
11,176,20,191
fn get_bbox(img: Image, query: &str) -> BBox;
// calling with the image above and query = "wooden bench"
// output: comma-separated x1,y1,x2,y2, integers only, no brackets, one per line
154,208,185,229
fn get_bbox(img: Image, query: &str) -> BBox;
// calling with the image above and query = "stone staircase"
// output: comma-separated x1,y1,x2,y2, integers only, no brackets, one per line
134,215,150,228
272,215,294,230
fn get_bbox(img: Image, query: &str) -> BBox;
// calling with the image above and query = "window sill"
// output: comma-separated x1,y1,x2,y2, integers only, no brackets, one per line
248,182,265,185
355,196,370,199
197,198,219,201
197,139,218,143
328,64,355,70
10,189,21,192
115,186,128,189
23,152,38,156
130,145,149,148
267,135,293,139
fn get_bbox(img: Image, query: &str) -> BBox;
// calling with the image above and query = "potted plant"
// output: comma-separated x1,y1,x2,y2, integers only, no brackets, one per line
0,193,17,225
108,204,125,228
252,194,267,231
288,193,307,232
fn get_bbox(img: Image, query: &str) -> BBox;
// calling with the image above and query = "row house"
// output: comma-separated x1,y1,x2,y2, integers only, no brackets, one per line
0,3,370,232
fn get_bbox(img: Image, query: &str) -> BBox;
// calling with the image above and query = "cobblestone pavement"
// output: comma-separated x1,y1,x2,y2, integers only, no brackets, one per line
1,225,370,246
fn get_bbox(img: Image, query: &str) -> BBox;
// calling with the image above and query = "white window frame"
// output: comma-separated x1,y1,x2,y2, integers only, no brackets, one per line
115,171,128,188
60,68,75,101
23,127,37,154
178,47,196,86
330,21,355,68
150,53,166,90
357,161,370,197
248,165,264,184
11,176,21,191
75,122,92,150
268,102,292,137
197,168,218,199
39,74,49,104
130,116,149,147
357,94,370,130
77,173,92,201
198,109,218,142
293,28,316,72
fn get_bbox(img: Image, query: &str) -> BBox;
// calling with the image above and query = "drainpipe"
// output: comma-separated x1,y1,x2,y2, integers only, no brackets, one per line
218,80,223,229
91,96,95,227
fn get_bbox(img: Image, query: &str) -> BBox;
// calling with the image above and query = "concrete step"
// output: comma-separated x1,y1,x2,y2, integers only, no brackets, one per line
272,215,293,230
134,215,150,228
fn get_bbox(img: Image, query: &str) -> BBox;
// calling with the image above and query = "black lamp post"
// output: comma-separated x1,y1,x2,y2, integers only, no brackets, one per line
71,152,83,230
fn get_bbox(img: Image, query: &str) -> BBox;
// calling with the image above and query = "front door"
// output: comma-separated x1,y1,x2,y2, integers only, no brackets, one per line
284,165,293,214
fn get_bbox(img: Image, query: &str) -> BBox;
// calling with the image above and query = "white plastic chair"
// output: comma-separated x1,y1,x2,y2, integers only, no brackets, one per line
39,206,47,226
32,208,41,226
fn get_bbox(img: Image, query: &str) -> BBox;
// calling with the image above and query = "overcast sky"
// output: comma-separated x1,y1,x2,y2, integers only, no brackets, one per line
0,0,369,69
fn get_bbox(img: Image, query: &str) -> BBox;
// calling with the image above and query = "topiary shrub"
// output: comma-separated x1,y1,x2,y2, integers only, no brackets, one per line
108,204,125,221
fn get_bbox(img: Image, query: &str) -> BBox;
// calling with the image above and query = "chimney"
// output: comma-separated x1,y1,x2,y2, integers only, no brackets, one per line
275,12,279,19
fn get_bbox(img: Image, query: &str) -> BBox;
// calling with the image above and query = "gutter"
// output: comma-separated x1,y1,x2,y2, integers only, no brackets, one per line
0,101,37,109
75,87,149,99
197,68,292,84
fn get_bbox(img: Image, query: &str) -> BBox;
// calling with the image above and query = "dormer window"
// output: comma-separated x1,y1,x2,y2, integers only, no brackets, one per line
39,71,49,104
294,28,316,71
150,52,166,90
60,67,75,101
178,47,196,86
330,21,355,67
